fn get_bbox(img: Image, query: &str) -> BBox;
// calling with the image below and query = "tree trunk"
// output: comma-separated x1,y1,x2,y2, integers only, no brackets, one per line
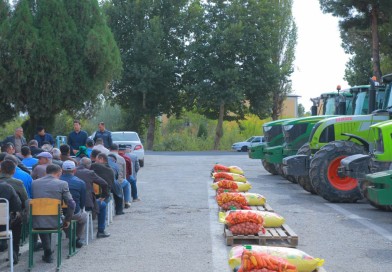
22,115,55,141
213,102,225,150
271,90,284,120
146,115,155,150
371,4,382,80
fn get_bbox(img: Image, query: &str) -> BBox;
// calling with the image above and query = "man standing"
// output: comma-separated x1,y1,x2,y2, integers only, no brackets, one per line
75,157,110,238
31,164,75,263
68,120,88,155
93,122,113,149
2,127,27,155
60,161,88,248
34,126,55,147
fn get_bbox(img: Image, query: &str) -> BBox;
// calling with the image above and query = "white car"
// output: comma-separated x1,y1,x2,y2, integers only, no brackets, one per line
231,136,264,152
111,131,145,167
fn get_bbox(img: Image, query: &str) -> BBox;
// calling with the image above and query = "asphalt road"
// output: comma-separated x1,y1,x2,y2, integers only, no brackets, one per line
2,151,392,271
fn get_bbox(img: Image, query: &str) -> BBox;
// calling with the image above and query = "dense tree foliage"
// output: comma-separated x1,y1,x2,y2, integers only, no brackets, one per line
0,0,121,137
105,0,188,150
319,0,392,83
184,0,296,149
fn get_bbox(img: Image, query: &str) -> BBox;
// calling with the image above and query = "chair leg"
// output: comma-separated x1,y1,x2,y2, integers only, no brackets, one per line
57,231,62,270
85,213,89,246
85,211,93,245
90,212,94,241
9,233,13,272
28,232,34,270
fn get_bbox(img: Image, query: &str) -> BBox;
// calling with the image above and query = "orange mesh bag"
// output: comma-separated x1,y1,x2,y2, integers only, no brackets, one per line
216,180,239,190
213,172,247,182
226,211,263,226
213,164,231,172
238,250,298,272
216,192,248,210
226,211,265,235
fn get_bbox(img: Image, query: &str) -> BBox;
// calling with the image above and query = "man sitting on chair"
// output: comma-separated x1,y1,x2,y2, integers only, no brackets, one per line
31,164,75,263
60,160,88,248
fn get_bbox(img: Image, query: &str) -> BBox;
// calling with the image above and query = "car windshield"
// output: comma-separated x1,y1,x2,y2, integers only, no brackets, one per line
246,137,255,142
112,132,140,142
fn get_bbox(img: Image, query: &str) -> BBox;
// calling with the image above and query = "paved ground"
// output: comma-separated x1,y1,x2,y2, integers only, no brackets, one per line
1,151,392,271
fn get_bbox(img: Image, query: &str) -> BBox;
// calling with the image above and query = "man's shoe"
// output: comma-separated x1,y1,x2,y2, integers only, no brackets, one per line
124,202,131,209
132,198,141,202
13,251,19,265
42,254,53,263
96,231,110,238
34,241,43,252
76,239,84,248
116,211,125,215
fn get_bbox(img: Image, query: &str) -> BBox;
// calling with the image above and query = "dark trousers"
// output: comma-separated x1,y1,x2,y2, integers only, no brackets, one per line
39,233,52,256
113,194,123,213
0,221,22,254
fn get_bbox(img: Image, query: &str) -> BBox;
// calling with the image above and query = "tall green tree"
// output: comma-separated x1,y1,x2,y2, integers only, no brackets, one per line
3,0,121,137
0,0,17,124
319,0,392,81
105,0,187,150
184,0,296,149
264,0,296,120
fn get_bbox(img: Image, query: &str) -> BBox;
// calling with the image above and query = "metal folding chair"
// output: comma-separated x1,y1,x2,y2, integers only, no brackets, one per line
0,198,13,272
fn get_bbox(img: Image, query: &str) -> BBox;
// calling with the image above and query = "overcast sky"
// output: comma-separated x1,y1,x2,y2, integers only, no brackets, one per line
291,0,351,111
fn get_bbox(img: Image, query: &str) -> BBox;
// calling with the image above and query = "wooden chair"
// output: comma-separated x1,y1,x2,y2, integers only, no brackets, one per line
28,198,62,271
0,198,14,272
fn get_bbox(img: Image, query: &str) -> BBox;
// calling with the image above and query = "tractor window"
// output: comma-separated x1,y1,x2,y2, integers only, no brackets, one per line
345,97,353,114
319,125,335,143
375,90,385,110
324,98,336,115
354,92,368,115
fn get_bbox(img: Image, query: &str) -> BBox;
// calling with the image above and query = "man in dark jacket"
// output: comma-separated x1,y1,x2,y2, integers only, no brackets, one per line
93,122,113,149
34,126,55,147
28,140,43,157
60,161,87,248
31,164,75,263
0,177,22,264
0,160,28,264
75,157,110,238
2,127,27,155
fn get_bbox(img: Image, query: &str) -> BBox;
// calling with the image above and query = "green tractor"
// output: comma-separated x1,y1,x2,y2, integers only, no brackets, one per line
283,79,388,202
261,89,354,181
340,120,392,210
249,89,352,176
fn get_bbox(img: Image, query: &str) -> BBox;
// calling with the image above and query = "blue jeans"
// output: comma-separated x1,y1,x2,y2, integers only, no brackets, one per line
129,176,138,200
121,180,131,203
97,199,107,232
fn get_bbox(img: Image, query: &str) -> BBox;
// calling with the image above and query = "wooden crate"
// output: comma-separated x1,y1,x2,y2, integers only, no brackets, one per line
224,223,298,247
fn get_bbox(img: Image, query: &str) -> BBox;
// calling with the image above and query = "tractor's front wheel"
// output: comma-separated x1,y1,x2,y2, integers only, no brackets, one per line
262,160,278,175
310,141,364,203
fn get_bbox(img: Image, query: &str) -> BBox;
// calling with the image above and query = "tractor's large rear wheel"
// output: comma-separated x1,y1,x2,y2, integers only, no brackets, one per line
296,143,316,194
262,159,278,175
310,141,364,203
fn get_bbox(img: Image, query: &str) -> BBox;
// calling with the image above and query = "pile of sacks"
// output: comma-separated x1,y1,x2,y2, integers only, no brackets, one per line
210,163,325,272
